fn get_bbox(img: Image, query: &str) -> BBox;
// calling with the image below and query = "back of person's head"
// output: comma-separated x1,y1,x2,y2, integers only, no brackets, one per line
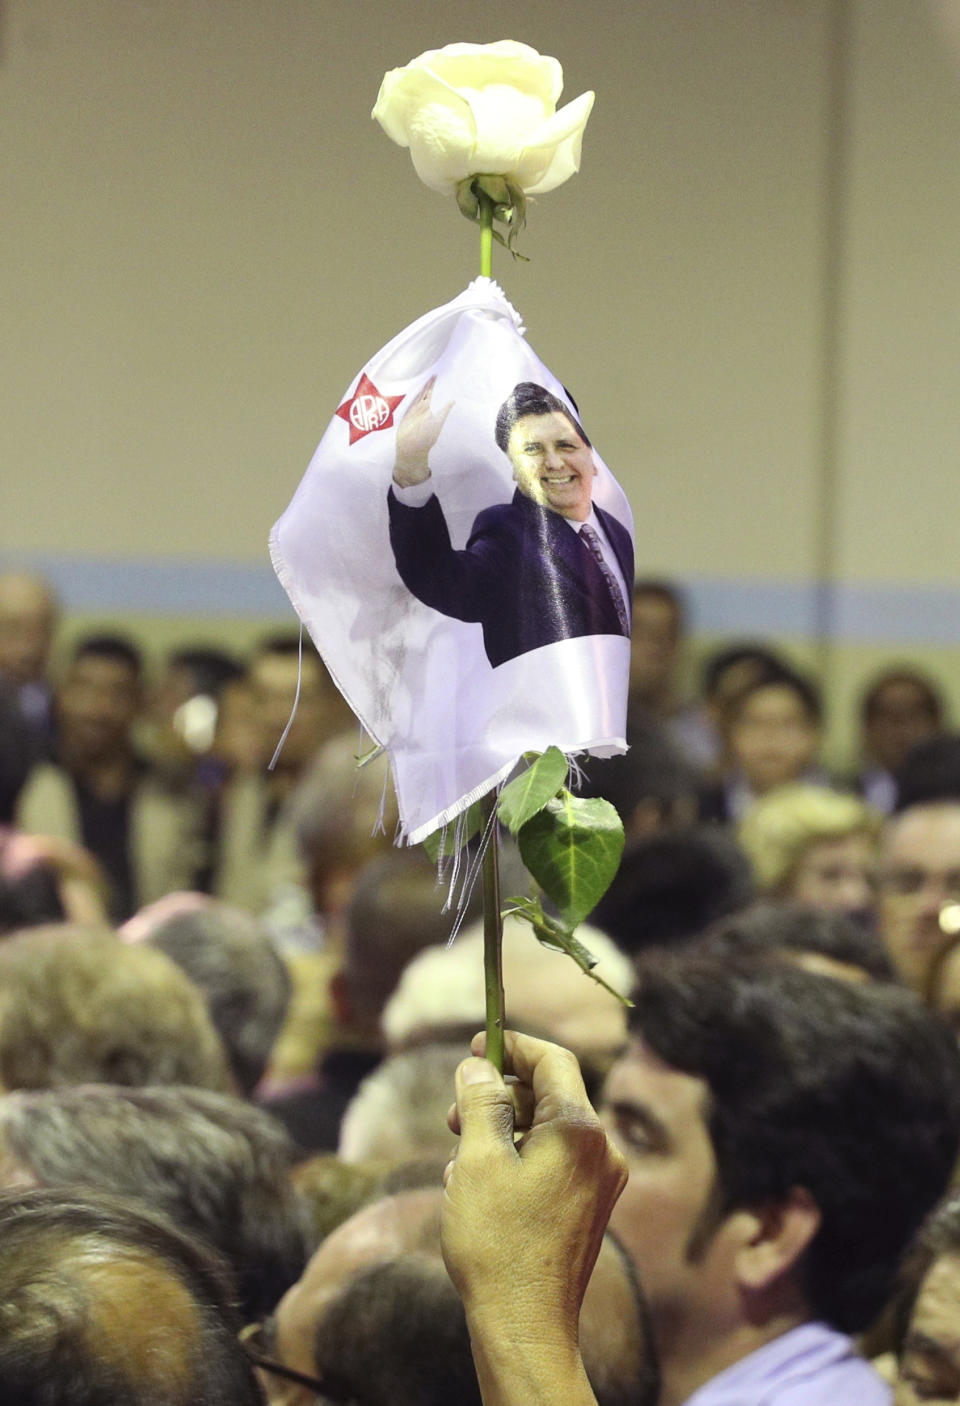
342,851,467,1029
0,828,65,935
699,899,895,982
278,1190,655,1406
132,898,291,1095
895,734,960,811
629,951,960,1332
338,1042,466,1163
290,733,397,916
0,924,231,1092
580,716,699,840
382,915,632,1097
0,1083,308,1320
737,783,880,892
0,1186,263,1406
590,826,754,955
311,1255,482,1406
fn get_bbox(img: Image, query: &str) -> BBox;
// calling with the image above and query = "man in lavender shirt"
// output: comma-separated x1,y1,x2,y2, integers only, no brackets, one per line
440,954,960,1406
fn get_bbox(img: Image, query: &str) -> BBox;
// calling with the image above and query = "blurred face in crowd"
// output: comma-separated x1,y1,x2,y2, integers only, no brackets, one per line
212,679,265,772
787,831,876,916
729,684,820,795
629,592,681,705
865,677,942,774
602,1040,755,1337
0,573,57,686
896,1252,960,1405
58,654,141,763
927,940,960,1038
878,804,960,992
248,650,330,771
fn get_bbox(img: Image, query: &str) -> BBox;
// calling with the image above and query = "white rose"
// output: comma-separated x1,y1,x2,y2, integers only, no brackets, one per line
373,40,594,198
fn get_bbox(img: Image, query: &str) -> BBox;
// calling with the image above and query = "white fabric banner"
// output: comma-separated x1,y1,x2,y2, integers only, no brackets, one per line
270,277,634,843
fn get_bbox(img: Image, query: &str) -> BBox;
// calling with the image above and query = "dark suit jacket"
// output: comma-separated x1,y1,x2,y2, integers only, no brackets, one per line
388,485,634,668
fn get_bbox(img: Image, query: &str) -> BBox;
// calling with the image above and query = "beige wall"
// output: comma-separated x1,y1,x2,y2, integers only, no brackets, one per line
3,0,960,761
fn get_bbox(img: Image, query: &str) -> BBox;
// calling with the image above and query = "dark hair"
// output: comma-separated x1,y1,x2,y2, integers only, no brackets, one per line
311,1256,482,1406
145,904,291,1096
493,381,590,453
895,734,960,811
862,668,945,726
590,828,753,955
699,643,789,700
0,830,65,935
729,665,823,727
629,953,960,1332
0,1186,264,1406
892,1193,960,1357
0,1084,309,1321
631,579,686,632
168,647,243,698
72,633,143,678
700,900,895,982
579,716,698,825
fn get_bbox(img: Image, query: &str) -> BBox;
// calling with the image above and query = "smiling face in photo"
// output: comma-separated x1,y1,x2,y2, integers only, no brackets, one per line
507,410,597,521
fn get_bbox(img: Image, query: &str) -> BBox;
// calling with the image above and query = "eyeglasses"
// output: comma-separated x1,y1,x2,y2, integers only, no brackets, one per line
239,1320,352,1401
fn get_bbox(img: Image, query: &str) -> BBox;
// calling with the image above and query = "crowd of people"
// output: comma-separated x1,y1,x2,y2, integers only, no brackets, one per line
3,563,960,1404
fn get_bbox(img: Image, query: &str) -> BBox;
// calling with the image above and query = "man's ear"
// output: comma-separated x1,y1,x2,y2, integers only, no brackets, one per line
735,1187,821,1293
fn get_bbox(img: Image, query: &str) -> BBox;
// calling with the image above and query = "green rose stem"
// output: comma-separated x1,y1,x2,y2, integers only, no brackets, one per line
478,187,494,279
480,790,505,1073
476,186,505,1072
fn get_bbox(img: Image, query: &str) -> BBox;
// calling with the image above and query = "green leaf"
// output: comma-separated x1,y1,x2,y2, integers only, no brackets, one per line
497,747,568,835
517,792,624,928
421,802,483,863
503,894,632,1006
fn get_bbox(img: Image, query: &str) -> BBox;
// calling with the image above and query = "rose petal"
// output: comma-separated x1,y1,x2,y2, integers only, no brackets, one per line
512,90,595,195
466,85,550,173
372,64,473,150
421,41,563,108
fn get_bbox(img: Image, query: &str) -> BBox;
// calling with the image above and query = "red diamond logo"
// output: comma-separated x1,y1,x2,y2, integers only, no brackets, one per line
335,374,405,445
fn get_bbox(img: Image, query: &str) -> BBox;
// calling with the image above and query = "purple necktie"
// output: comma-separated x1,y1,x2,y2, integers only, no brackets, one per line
579,523,629,634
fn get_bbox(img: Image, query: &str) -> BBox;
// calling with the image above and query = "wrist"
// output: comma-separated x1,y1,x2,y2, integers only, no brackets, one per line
465,1312,594,1406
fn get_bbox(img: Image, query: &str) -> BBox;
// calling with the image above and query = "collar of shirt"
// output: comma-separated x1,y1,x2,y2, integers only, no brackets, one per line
682,1322,892,1406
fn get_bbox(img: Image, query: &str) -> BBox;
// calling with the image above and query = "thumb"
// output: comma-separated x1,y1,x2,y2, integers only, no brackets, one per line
455,1057,516,1153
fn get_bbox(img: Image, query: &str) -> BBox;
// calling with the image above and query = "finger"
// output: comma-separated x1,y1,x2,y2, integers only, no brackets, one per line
413,374,436,407
454,1057,515,1157
434,399,455,432
442,1156,456,1187
447,1081,534,1137
501,1030,592,1111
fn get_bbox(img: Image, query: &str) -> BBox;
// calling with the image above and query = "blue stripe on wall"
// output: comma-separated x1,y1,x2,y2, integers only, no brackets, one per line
3,553,960,645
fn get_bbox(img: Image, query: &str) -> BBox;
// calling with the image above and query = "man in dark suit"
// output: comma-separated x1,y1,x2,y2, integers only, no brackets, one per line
387,380,633,669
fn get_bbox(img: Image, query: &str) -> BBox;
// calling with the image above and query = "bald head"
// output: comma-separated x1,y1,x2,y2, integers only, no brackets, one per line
0,1187,263,1405
271,1189,657,1406
0,571,58,686
270,1190,460,1405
